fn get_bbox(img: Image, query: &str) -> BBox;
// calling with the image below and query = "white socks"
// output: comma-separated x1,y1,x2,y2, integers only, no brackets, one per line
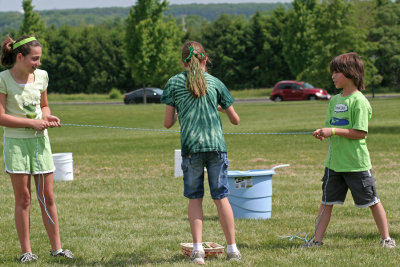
193,243,204,252
193,243,239,253
227,243,239,253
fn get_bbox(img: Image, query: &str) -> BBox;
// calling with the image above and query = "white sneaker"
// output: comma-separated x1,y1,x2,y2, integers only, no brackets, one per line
381,238,396,248
19,252,38,263
227,251,241,261
190,250,205,265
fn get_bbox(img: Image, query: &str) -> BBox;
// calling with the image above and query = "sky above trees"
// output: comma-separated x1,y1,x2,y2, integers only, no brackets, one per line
0,0,292,12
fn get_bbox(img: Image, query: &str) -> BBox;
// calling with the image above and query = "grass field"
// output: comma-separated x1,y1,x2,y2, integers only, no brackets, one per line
47,89,400,104
0,97,399,266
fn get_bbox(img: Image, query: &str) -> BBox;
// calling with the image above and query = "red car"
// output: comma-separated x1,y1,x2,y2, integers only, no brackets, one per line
270,81,330,102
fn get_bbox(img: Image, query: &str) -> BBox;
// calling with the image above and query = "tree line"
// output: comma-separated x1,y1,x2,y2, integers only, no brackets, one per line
1,0,399,94
0,3,289,34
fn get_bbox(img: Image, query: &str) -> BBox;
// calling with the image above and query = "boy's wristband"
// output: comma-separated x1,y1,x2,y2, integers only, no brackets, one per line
331,128,336,137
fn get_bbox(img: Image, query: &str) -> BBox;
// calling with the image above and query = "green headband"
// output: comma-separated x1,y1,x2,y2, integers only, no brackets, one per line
12,37,37,50
183,45,205,63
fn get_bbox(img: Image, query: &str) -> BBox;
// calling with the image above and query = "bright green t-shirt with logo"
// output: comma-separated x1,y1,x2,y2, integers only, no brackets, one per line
0,69,48,138
324,91,372,172
161,71,234,156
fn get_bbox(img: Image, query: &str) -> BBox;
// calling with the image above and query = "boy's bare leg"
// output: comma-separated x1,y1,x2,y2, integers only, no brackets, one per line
370,202,390,239
314,204,333,242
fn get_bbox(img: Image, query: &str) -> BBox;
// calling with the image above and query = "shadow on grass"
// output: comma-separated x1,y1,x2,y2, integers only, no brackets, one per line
369,126,400,134
328,231,399,241
180,215,220,222
239,239,302,250
48,253,186,266
237,231,400,251
105,252,185,266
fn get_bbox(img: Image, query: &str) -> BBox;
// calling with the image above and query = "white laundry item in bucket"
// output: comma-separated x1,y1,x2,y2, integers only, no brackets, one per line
52,153,74,181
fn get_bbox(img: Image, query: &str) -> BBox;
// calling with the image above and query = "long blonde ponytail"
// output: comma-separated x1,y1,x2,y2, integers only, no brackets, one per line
182,41,208,98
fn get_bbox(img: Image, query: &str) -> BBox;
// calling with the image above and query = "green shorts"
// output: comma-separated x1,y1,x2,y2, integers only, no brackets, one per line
3,136,55,175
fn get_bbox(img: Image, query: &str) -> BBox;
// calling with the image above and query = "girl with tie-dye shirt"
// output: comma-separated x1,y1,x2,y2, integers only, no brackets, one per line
162,41,241,264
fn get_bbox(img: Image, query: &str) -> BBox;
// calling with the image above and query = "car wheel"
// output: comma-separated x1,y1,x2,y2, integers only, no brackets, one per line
274,96,283,102
129,99,137,104
308,95,317,100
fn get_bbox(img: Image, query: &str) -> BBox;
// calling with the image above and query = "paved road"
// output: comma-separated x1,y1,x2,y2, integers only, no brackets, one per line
236,94,400,103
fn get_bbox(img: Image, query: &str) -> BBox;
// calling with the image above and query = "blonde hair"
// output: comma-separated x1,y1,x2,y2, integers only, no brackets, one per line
182,41,208,98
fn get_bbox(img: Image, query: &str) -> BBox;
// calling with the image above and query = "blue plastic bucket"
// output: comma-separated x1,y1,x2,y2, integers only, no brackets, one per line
228,169,275,219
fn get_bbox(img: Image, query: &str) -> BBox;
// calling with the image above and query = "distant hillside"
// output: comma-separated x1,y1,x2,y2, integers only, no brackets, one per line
166,3,290,20
0,3,290,34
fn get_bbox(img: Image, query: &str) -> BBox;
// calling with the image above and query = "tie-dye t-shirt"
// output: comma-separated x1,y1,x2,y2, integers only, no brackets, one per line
161,71,234,156
324,91,372,172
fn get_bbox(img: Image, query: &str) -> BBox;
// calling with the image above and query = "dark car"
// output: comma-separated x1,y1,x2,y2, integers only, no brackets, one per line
269,81,330,102
124,88,163,104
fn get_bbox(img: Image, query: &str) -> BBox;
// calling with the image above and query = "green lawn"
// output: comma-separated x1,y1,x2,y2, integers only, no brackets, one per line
0,98,399,266
47,90,400,104
229,88,272,99
48,93,123,103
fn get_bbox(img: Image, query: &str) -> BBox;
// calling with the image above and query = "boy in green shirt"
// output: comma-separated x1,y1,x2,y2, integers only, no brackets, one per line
304,52,395,248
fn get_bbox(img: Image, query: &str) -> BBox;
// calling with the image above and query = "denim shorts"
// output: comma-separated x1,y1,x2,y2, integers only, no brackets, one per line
181,151,229,200
321,168,380,208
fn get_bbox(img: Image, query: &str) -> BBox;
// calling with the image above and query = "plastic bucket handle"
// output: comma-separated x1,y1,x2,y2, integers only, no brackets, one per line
271,164,290,170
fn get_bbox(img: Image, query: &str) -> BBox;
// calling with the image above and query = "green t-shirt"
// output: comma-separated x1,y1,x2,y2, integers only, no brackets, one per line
324,91,372,172
161,71,234,156
0,69,48,138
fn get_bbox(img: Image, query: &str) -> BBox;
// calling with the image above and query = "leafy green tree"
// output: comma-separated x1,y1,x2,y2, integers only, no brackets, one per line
201,14,252,89
368,0,400,90
125,0,183,103
20,0,45,35
42,22,133,94
300,0,376,91
282,0,376,92
282,0,317,77
20,0,47,57
248,9,293,88
178,15,209,41
42,25,83,93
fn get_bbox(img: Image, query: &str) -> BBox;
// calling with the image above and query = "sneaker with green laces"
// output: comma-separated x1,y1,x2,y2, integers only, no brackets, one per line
190,250,205,265
50,249,74,259
19,252,38,263
381,238,396,248
227,251,241,261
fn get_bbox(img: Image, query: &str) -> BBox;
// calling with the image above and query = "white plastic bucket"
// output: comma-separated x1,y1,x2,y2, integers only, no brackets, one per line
52,153,74,181
174,149,183,177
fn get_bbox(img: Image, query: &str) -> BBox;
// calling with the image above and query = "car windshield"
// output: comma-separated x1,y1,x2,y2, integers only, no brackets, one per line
303,82,314,89
153,89,163,95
